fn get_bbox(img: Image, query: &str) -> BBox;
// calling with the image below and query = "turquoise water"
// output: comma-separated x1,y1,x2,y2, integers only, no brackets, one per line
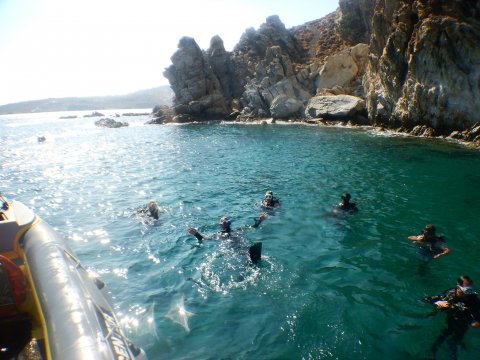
1,111,480,359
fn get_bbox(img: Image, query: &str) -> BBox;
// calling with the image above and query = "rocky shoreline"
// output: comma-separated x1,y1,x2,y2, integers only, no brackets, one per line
153,0,480,149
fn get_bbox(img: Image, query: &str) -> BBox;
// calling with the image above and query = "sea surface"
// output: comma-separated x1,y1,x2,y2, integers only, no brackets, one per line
1,110,480,359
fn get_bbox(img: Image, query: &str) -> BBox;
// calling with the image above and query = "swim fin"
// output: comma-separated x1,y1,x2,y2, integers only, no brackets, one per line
249,242,262,264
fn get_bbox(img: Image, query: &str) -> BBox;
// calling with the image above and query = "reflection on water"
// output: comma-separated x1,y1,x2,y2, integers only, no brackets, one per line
2,111,480,359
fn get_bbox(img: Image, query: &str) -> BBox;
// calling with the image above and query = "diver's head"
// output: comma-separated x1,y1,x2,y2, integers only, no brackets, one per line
341,193,351,202
220,216,231,231
264,191,273,200
457,276,476,295
147,201,159,219
454,283,476,298
148,201,158,211
460,275,473,287
422,224,436,237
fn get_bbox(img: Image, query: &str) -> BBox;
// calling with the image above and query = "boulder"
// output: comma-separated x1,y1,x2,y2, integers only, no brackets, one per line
305,95,366,120
270,95,303,119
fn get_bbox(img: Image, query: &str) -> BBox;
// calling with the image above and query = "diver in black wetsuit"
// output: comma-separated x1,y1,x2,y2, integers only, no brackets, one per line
335,193,358,213
261,191,280,209
424,276,480,359
146,201,160,220
408,224,450,260
187,213,268,263
137,201,160,220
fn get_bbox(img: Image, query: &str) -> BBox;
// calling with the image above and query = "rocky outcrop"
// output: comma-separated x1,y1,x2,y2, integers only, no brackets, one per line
147,105,175,124
94,118,128,128
163,37,229,120
364,0,480,134
84,111,105,118
163,13,369,122
448,122,480,147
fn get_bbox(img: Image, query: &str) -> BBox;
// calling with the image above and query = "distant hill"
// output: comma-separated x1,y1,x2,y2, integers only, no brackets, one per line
0,86,173,114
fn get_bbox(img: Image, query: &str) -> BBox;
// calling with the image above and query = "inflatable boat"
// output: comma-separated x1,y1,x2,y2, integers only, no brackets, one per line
0,195,147,360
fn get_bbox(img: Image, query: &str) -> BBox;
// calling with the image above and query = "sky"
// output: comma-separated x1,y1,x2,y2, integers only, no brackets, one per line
0,0,339,105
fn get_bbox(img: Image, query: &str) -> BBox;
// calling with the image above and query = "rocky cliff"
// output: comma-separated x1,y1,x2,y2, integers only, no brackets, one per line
364,0,480,138
162,1,480,145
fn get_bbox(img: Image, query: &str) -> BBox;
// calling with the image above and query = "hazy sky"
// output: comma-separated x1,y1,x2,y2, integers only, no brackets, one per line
0,0,338,105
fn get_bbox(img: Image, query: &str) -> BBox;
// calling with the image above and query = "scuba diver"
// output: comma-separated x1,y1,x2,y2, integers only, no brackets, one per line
408,224,450,260
261,191,280,209
423,276,480,358
138,201,160,220
187,213,268,263
334,193,358,213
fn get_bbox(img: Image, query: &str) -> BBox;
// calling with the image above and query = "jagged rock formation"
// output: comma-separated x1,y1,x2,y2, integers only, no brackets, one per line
163,37,229,119
162,0,480,146
163,14,368,122
364,0,480,133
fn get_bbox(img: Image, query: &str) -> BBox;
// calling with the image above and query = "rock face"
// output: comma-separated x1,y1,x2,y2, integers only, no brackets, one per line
364,0,480,133
316,43,369,96
338,0,376,44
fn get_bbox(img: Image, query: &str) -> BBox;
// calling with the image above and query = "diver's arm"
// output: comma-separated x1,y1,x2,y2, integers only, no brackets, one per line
251,213,268,228
408,234,424,241
433,246,450,259
187,227,204,241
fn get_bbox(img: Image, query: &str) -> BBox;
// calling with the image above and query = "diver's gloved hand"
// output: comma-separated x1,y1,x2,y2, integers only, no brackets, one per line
434,300,449,309
187,227,198,235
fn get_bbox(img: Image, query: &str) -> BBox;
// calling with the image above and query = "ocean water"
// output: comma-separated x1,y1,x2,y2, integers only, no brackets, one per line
1,110,480,359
